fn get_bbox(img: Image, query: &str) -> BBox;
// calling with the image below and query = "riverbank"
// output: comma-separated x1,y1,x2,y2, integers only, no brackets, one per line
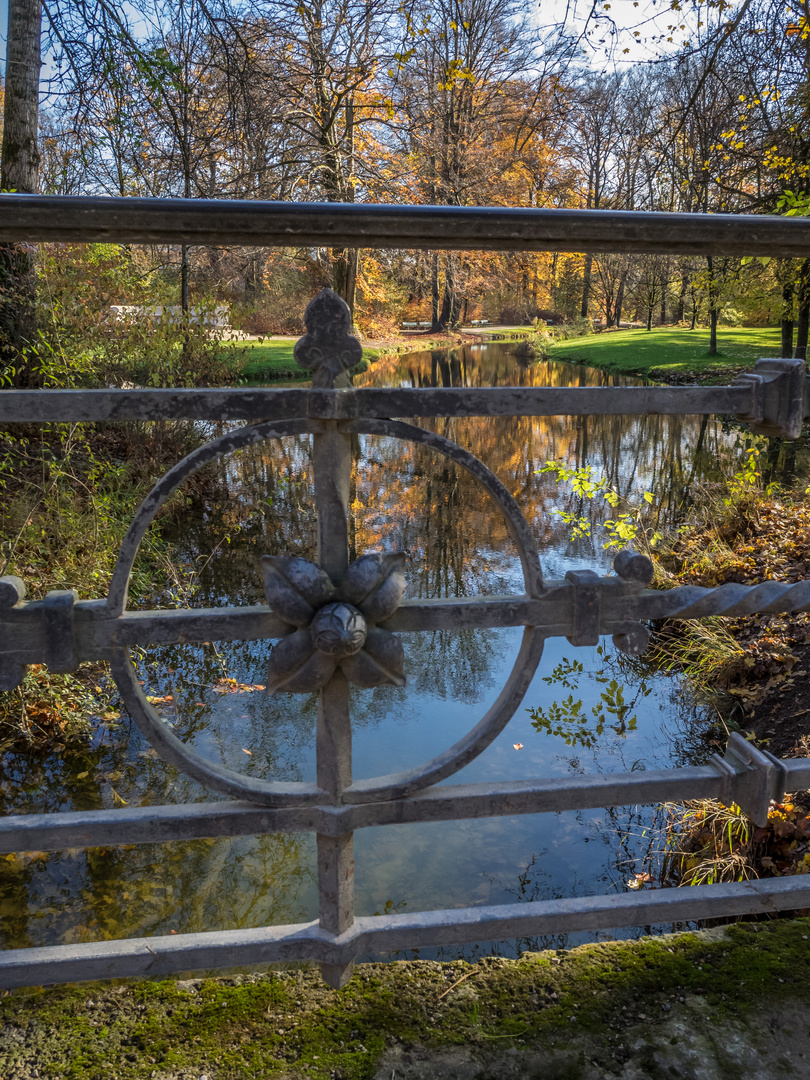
238,330,475,382
2,920,810,1079
547,326,784,384
656,488,810,759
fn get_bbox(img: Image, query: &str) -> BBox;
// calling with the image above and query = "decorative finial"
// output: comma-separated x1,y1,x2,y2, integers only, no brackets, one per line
294,288,362,389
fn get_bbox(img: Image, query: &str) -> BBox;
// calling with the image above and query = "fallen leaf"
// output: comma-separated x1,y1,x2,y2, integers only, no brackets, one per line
242,748,252,755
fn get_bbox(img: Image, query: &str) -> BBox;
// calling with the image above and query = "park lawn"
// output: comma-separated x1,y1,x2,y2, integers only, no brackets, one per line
548,326,784,382
235,339,381,381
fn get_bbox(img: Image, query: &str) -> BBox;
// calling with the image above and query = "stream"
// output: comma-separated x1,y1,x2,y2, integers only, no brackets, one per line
0,341,790,961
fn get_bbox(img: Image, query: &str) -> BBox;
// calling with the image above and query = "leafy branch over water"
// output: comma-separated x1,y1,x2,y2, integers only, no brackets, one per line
536,460,657,549
527,647,650,749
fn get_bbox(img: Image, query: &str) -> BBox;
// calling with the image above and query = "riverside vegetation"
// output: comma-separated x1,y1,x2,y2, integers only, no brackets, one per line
539,430,810,892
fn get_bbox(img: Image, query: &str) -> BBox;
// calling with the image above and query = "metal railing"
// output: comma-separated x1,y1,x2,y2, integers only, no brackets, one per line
2,196,810,990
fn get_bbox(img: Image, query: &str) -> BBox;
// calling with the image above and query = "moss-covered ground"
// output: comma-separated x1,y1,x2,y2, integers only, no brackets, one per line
548,326,784,383
3,920,810,1079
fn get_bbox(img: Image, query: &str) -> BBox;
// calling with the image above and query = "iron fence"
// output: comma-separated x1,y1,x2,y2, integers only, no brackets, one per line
2,196,810,989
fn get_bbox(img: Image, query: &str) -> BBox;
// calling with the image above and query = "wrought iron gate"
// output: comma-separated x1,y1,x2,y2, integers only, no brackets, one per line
2,196,810,990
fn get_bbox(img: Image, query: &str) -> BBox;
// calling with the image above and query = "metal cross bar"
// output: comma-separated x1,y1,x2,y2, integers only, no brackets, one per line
2,875,810,991
0,385,760,422
5,577,810,683
3,195,810,257
2,209,810,989
0,362,804,440
1,745,809,855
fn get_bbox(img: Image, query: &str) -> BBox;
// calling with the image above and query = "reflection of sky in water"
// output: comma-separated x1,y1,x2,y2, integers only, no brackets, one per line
0,342,761,958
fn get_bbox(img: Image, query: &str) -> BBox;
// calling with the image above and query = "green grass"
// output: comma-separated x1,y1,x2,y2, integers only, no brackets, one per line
548,326,784,382
236,340,379,382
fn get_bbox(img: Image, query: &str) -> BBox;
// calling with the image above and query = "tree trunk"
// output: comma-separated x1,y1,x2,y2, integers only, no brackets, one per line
332,248,358,323
0,0,42,387
677,272,688,322
439,254,458,330
709,307,718,354
614,271,627,327
706,257,718,355
430,252,440,331
782,275,794,359
181,245,190,314
580,254,593,318
795,259,810,361
659,274,667,324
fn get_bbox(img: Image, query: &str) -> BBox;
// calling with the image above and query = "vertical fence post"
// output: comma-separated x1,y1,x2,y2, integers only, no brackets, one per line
313,421,355,988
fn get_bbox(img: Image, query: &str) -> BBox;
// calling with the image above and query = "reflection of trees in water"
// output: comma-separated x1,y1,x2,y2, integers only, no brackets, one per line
405,628,501,705
0,738,314,949
377,800,669,964
168,346,753,615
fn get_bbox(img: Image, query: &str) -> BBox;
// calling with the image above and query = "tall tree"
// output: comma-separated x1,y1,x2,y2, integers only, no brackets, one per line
243,0,397,319
0,0,42,385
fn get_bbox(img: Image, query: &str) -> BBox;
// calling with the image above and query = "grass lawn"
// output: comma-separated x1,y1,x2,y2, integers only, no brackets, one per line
547,326,784,382
234,339,382,382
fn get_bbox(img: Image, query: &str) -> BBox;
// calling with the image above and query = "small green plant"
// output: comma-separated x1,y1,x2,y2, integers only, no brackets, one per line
537,461,657,550
663,800,756,886
726,444,772,503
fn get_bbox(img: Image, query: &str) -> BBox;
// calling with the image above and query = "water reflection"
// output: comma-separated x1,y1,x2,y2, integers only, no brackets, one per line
0,342,782,958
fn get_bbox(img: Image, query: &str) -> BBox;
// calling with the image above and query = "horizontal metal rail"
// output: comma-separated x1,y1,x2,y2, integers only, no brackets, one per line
2,754,809,853
2,195,810,256
0,384,760,422
2,876,809,989
5,579,810,672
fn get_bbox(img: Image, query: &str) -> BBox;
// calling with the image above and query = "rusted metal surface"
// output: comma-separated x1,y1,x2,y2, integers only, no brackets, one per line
0,225,809,989
3,195,810,257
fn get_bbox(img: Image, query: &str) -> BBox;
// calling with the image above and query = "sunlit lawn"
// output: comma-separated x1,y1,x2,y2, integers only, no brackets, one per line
233,339,382,381
548,326,784,380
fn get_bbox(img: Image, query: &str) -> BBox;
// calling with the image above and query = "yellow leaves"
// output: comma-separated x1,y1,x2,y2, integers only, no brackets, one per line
212,678,265,694
626,872,652,890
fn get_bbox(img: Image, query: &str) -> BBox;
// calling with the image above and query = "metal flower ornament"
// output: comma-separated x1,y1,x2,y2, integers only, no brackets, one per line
260,552,407,693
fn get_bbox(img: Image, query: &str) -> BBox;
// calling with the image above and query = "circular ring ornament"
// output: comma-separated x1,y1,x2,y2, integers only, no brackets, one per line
107,417,545,807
